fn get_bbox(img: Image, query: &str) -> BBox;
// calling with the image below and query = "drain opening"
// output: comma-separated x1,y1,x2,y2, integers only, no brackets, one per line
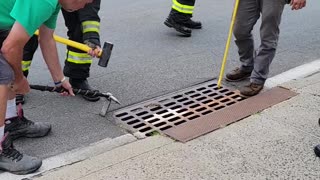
114,80,246,137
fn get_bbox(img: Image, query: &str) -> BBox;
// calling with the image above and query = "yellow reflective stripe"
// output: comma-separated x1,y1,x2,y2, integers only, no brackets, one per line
82,21,100,33
172,0,194,14
22,60,32,71
66,51,92,64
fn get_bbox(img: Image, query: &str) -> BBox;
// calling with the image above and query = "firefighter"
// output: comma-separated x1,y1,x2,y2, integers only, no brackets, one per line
164,0,202,37
62,0,101,102
17,0,101,104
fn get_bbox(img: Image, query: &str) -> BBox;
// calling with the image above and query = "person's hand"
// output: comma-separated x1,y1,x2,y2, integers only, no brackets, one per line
60,79,75,96
88,46,101,58
84,40,101,58
11,76,30,94
290,0,306,10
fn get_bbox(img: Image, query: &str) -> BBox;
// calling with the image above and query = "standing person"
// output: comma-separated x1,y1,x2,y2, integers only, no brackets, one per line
164,0,202,37
17,0,101,104
0,0,91,175
225,0,307,96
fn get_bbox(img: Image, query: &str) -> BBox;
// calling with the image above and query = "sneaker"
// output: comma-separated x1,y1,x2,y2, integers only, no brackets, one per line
226,67,252,82
240,83,264,97
69,78,100,102
4,105,51,140
314,144,320,157
16,94,25,105
0,133,42,175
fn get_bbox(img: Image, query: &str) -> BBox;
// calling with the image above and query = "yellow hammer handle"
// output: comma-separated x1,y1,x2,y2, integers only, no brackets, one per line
217,0,240,88
34,30,102,57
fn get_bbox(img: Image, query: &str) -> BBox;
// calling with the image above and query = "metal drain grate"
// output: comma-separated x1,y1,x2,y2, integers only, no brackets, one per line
114,80,246,137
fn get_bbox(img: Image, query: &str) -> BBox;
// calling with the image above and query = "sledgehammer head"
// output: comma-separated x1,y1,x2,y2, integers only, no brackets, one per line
98,42,114,67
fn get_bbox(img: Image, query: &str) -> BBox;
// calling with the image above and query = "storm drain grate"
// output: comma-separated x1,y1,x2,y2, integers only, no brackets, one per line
113,80,246,137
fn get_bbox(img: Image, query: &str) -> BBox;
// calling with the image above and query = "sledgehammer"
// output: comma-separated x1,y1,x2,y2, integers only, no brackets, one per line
34,30,113,67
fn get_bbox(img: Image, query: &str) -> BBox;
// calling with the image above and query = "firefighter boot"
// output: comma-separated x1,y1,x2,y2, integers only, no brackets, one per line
314,144,320,157
5,105,52,140
69,78,100,102
183,14,202,29
0,133,42,175
164,10,192,37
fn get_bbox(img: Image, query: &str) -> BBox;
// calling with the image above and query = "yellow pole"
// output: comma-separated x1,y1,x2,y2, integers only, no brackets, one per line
217,0,240,88
34,30,102,57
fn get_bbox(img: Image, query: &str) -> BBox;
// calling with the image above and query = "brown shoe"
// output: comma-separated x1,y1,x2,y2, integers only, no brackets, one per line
240,83,264,96
226,67,251,82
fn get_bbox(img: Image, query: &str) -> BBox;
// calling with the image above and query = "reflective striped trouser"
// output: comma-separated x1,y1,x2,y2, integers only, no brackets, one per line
62,9,93,79
22,35,39,77
172,0,196,15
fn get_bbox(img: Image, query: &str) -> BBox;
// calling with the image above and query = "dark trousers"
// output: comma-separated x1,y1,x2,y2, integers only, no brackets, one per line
233,0,286,84
62,9,92,79
171,0,196,15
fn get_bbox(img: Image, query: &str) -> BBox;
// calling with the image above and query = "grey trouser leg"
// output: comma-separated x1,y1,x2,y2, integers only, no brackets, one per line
233,0,286,84
0,54,14,85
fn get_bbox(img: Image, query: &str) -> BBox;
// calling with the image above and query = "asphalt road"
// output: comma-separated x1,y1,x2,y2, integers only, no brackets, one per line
10,0,320,160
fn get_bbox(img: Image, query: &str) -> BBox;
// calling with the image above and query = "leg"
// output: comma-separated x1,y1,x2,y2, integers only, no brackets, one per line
0,86,8,129
250,0,286,85
16,35,39,105
62,9,100,102
22,35,39,78
233,0,260,72
0,31,50,139
0,54,42,175
62,10,91,80
225,0,260,82
164,0,200,36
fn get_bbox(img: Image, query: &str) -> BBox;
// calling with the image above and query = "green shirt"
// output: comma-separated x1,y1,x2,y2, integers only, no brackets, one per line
0,0,61,36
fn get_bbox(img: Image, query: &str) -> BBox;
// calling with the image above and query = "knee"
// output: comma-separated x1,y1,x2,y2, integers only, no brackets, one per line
0,55,14,85
233,25,252,40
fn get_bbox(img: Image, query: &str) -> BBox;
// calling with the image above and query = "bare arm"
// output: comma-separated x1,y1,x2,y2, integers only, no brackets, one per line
38,25,74,95
1,23,29,82
1,22,30,94
38,25,64,82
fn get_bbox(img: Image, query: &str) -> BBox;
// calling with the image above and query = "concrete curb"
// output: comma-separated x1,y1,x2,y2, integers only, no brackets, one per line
0,134,137,180
265,59,320,88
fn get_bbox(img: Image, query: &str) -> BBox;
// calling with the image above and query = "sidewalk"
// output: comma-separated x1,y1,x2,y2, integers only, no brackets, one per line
28,70,320,180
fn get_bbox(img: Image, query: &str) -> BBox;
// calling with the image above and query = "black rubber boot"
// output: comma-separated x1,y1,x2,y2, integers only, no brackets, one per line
69,78,100,102
164,10,192,37
183,14,202,29
314,144,320,157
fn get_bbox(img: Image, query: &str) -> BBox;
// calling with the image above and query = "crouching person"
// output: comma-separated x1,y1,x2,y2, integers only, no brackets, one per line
0,0,92,175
